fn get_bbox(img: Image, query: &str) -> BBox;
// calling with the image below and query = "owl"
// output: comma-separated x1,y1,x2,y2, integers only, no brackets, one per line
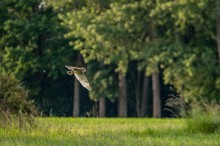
65,65,92,91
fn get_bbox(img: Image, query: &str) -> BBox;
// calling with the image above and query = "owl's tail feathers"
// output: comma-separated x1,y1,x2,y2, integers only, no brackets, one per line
67,71,74,75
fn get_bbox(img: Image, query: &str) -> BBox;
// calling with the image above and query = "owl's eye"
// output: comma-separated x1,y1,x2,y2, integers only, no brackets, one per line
82,68,86,72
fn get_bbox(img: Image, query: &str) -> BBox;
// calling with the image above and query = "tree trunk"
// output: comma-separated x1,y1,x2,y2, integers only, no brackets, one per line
99,97,106,117
73,78,80,117
140,75,149,117
136,71,141,117
118,72,127,117
217,0,220,64
72,53,83,117
152,72,161,118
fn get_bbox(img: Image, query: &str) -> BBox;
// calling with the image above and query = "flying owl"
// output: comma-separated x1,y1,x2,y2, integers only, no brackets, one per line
65,65,92,91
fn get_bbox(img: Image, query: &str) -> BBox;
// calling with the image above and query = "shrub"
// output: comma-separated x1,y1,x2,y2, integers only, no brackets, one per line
165,95,189,118
0,74,37,128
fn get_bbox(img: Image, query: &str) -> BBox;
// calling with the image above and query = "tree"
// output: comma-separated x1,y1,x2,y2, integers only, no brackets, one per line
61,0,165,117
59,1,131,117
217,0,220,64
152,72,161,117
140,74,150,117
148,0,220,101
87,62,118,117
1,0,218,117
0,0,75,116
72,53,84,117
74,1,158,117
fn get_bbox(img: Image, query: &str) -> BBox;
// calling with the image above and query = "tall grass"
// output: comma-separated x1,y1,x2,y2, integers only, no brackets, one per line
1,118,220,146
165,96,189,118
186,100,220,133
166,96,220,134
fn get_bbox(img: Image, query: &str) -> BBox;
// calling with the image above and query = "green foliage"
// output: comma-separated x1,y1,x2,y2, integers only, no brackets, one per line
0,0,75,115
0,0,73,79
147,0,220,100
60,0,153,75
0,0,220,116
163,46,220,101
0,74,37,128
61,0,219,102
87,62,118,101
54,0,220,114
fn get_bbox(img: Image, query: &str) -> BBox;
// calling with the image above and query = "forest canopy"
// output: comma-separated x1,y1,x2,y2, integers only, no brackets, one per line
0,0,220,117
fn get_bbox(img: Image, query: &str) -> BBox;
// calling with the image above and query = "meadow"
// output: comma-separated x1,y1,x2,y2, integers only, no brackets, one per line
0,118,220,146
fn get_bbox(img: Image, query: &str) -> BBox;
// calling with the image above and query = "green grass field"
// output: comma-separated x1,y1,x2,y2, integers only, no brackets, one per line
0,118,220,146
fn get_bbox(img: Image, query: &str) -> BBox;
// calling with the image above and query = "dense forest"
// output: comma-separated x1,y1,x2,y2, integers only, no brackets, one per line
0,0,220,117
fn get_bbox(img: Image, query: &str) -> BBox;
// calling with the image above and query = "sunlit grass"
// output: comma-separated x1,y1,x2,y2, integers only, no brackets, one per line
0,118,220,146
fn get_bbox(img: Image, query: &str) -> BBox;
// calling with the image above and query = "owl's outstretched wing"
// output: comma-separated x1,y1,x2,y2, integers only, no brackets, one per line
74,72,92,91
65,65,77,71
